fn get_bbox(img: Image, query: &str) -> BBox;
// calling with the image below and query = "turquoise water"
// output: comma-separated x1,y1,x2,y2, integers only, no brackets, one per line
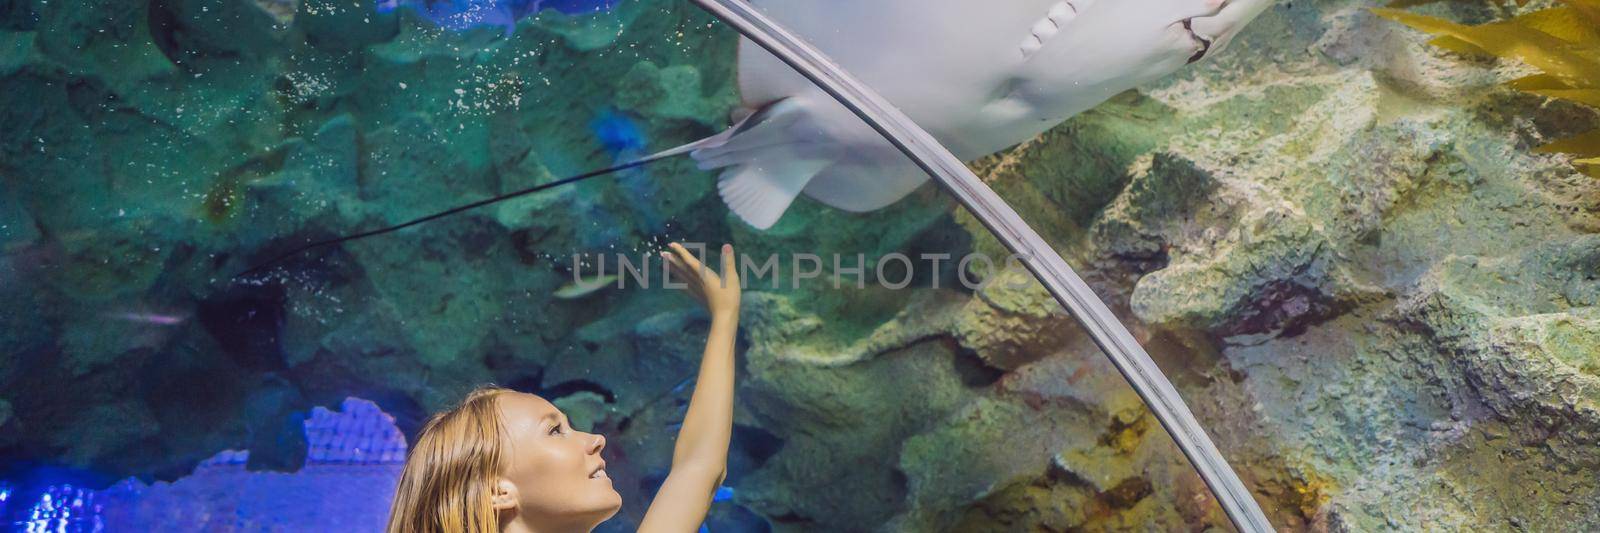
0,0,999,529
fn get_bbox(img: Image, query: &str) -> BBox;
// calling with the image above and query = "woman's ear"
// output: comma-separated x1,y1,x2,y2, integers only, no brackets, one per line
491,478,519,511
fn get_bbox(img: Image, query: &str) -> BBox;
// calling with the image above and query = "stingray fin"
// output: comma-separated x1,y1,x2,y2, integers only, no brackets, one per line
689,98,838,230
716,157,830,230
638,98,806,166
801,157,930,213
737,38,812,108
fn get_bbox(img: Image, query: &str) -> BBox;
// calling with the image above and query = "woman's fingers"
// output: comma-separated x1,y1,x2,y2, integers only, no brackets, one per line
720,244,737,288
667,243,706,277
662,251,707,301
667,242,731,287
662,243,739,308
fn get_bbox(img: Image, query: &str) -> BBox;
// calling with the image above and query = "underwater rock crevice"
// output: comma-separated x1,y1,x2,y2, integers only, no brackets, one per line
145,0,187,71
196,281,289,372
0,0,38,31
536,378,618,404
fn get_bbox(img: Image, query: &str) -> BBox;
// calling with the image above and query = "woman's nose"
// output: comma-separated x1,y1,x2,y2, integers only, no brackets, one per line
586,433,606,454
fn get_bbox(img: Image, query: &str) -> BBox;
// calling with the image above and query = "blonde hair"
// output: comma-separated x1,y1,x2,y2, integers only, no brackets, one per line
386,387,514,533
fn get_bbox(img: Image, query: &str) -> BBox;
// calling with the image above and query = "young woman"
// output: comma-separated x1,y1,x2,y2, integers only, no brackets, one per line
386,242,742,533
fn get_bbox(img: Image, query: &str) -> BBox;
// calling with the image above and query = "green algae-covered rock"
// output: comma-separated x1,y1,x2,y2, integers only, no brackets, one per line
1041,1,1600,528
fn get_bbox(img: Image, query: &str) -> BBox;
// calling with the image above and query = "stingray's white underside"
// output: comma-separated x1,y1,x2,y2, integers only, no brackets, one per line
689,0,1275,229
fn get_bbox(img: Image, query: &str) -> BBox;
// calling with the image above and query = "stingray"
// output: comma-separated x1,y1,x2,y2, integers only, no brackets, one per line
710,0,1274,228
240,0,1273,275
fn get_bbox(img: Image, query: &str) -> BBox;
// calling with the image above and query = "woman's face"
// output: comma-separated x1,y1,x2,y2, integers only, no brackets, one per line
495,392,621,530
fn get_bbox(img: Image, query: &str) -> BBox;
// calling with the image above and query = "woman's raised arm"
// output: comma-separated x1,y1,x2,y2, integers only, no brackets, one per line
638,242,741,533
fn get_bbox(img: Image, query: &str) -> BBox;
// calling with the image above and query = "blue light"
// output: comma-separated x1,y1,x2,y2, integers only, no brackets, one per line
592,110,648,156
542,0,616,14
375,0,621,36
2,398,406,530
20,484,100,532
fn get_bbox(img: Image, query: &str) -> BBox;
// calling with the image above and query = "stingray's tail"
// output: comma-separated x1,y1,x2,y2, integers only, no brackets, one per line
231,104,789,279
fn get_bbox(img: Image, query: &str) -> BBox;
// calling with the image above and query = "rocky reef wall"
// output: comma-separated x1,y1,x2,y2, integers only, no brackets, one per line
1,0,1596,530
955,0,1600,528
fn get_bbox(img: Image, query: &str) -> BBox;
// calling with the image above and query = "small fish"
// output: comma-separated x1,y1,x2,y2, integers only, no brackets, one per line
107,311,187,326
554,273,618,299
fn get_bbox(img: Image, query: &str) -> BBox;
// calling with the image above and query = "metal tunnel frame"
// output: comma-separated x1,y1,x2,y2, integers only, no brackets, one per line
685,1,1275,531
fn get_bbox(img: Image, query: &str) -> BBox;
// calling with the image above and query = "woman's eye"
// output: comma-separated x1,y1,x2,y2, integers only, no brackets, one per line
548,424,563,436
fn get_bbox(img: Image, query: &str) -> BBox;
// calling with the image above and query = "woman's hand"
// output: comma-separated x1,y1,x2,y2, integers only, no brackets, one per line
662,242,741,318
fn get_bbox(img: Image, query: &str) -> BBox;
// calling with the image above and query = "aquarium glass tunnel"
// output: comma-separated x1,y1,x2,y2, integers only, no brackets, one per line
2,0,1599,531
